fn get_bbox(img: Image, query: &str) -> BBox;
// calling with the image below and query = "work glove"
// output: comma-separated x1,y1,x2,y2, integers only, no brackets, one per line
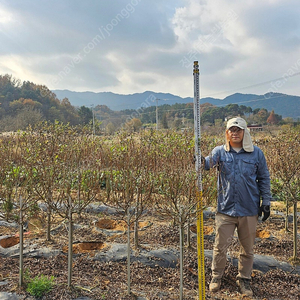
258,205,270,221
193,155,205,165
201,156,205,164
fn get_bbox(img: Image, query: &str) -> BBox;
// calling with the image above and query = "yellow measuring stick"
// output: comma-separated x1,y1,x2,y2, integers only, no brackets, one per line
196,190,205,299
193,61,206,299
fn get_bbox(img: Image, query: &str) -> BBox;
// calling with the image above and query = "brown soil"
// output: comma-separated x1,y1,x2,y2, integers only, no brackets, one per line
0,209,299,300
190,225,214,235
96,219,151,231
96,218,126,230
62,242,107,254
0,236,19,248
256,229,271,239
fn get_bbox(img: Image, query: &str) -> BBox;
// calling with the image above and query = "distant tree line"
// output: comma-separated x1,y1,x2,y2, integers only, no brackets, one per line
96,102,283,133
0,74,285,134
200,103,282,125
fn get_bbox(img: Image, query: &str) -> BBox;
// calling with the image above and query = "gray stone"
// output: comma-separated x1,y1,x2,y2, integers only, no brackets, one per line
203,207,215,219
94,243,128,262
252,254,300,274
0,292,19,300
85,204,119,215
38,202,48,212
94,227,125,236
0,241,61,259
24,247,61,259
0,280,9,286
272,211,300,223
0,221,18,228
85,204,139,216
141,249,178,268
204,249,300,274
94,243,179,268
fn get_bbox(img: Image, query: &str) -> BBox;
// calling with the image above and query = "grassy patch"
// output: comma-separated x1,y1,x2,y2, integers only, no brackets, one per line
26,273,55,298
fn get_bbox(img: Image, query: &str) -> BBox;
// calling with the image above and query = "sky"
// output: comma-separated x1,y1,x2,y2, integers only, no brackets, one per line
0,0,300,100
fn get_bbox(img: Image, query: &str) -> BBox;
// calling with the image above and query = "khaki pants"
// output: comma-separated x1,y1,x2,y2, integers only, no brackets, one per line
211,213,258,280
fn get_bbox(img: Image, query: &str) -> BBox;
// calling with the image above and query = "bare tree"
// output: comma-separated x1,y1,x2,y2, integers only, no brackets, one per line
52,131,104,287
0,132,38,286
25,122,71,240
264,128,300,263
104,132,154,295
151,130,199,300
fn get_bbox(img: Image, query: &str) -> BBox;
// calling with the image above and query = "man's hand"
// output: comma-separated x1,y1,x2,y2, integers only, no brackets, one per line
193,155,205,165
258,205,270,221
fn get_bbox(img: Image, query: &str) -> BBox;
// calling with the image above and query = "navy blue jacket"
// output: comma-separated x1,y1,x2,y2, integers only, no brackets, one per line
204,145,272,217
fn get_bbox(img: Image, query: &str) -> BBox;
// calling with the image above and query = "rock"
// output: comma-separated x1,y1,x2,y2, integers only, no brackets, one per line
0,241,61,259
0,221,18,228
252,254,300,274
94,243,179,268
94,243,128,262
85,204,139,216
38,202,48,212
0,292,19,300
272,211,300,223
197,249,300,275
141,249,178,268
85,204,119,215
203,207,215,219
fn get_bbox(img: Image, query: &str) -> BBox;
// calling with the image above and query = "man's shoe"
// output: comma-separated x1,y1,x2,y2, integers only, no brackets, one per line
209,277,221,292
236,278,253,297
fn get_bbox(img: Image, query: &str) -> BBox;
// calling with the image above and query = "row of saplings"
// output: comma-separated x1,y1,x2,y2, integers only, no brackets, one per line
0,121,299,298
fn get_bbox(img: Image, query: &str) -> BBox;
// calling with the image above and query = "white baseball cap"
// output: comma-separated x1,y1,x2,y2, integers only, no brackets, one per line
225,117,254,152
227,117,247,130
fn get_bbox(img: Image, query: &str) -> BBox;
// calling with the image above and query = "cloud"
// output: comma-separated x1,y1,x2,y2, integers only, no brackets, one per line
240,1,300,50
0,0,299,98
170,0,300,97
0,1,178,85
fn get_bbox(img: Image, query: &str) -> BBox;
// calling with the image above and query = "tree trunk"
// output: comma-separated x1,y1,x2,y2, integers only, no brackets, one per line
134,195,139,249
19,196,24,287
186,214,191,249
127,207,131,295
285,199,289,232
134,218,139,249
68,196,73,287
46,191,52,241
179,212,184,300
292,201,298,261
46,206,51,241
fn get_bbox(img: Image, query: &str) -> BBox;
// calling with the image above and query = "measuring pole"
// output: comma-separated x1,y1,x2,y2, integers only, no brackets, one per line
193,61,205,299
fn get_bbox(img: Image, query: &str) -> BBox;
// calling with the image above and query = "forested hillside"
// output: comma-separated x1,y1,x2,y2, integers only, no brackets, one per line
53,89,300,119
0,74,290,134
0,75,93,131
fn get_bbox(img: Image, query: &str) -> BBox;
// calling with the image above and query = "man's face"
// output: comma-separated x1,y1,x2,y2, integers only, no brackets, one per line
227,126,244,145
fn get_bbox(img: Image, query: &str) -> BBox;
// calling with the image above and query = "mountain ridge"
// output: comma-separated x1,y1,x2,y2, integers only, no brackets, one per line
52,89,300,119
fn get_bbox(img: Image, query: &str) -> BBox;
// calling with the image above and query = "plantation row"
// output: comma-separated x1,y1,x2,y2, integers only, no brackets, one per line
0,122,299,291
0,122,220,230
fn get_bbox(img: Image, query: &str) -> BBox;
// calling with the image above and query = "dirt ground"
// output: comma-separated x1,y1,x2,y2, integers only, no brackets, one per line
0,203,299,300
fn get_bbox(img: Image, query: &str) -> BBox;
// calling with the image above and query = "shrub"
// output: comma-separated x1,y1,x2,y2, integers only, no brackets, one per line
26,274,55,298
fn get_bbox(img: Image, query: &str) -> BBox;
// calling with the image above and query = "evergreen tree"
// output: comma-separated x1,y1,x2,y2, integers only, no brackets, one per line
267,110,279,124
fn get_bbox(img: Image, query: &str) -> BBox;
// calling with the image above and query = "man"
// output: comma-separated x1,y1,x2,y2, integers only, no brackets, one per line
203,117,271,297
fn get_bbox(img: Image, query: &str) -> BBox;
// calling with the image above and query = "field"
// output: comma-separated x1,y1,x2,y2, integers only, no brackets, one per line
0,201,299,300
0,125,300,299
